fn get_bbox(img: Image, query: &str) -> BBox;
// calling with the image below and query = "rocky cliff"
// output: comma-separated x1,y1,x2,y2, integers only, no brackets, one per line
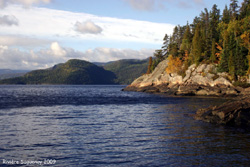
124,59,247,97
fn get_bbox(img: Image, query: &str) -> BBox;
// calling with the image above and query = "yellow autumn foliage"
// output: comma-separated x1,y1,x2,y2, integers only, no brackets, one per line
166,55,183,74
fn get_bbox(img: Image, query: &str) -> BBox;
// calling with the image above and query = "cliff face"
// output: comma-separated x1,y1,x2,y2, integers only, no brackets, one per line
124,60,247,96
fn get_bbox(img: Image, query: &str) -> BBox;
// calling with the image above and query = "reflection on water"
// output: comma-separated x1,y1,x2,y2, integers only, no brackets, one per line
0,85,250,166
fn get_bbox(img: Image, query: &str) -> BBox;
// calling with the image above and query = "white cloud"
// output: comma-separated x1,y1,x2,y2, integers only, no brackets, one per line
0,5,174,45
84,47,154,62
75,20,103,34
0,42,153,70
49,42,66,57
0,15,18,26
0,5,171,70
0,0,51,8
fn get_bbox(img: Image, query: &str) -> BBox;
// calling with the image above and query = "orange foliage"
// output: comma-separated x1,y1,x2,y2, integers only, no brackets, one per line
166,55,183,74
240,32,250,49
215,43,223,64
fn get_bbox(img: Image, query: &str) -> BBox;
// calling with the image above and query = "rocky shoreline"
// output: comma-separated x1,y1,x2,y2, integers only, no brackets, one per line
194,96,250,129
123,60,250,129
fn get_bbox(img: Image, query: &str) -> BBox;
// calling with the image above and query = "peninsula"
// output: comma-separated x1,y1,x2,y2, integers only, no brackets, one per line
124,1,250,129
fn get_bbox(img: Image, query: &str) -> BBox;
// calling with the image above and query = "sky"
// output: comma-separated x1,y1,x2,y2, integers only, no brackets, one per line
0,0,244,70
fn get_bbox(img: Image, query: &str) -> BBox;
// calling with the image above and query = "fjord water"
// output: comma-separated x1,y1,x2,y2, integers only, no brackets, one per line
0,85,250,166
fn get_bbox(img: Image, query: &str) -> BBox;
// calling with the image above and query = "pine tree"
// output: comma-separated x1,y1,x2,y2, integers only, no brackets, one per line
239,0,250,18
191,24,202,65
180,23,192,53
210,39,216,62
222,5,231,24
162,34,169,57
154,49,164,61
209,4,220,41
230,0,239,19
228,51,236,79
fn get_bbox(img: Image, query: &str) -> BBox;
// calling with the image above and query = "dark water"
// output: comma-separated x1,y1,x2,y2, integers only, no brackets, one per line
0,85,250,167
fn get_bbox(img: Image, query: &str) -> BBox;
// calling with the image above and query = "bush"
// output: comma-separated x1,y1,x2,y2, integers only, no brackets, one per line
166,55,183,74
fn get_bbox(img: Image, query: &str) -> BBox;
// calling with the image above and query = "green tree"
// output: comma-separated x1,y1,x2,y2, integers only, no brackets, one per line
191,24,202,65
210,39,217,62
230,0,239,19
154,49,164,61
180,23,192,53
162,34,169,57
209,4,220,41
222,5,231,23
239,0,250,19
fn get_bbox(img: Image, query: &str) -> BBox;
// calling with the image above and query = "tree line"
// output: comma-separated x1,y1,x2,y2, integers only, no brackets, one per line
148,0,250,81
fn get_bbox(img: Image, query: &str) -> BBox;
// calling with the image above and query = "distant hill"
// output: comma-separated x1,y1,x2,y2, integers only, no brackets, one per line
0,69,29,80
0,59,116,85
103,59,148,85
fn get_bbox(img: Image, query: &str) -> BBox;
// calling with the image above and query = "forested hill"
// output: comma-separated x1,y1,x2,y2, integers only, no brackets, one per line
0,59,148,85
149,0,250,82
0,59,116,85
103,59,148,84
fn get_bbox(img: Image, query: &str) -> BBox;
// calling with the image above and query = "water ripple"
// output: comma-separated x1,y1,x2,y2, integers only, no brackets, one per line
0,85,250,166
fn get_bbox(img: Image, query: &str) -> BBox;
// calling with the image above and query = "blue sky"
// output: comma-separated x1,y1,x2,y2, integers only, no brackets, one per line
0,0,243,69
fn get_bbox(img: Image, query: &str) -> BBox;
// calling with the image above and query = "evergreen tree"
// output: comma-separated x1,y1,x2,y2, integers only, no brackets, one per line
239,0,250,18
209,4,220,41
162,34,169,57
219,27,230,72
191,24,202,65
222,5,231,23
180,23,192,53
210,39,217,62
228,51,236,79
230,0,239,19
154,49,164,61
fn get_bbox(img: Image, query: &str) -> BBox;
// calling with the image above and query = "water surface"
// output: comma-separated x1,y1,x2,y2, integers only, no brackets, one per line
0,85,250,166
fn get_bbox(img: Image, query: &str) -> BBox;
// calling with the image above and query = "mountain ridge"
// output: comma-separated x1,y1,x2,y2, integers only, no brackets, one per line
0,58,148,85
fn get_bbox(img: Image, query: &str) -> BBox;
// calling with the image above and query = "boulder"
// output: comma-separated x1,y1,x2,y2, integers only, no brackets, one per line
213,77,232,87
188,75,213,86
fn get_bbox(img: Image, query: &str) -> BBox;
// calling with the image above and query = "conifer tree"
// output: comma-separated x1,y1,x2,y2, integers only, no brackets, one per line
162,34,169,57
180,23,192,53
239,0,250,18
230,0,239,19
210,39,217,62
222,5,231,23
191,24,202,65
